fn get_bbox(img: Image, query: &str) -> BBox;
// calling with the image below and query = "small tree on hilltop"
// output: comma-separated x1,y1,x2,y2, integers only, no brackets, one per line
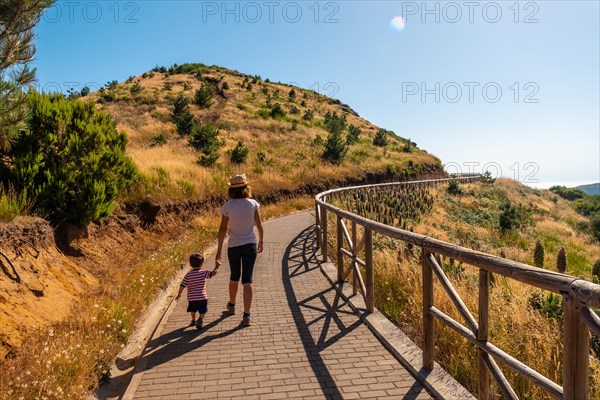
533,239,545,268
229,141,249,164
373,128,388,147
194,82,214,108
556,246,567,273
289,88,296,100
480,170,496,184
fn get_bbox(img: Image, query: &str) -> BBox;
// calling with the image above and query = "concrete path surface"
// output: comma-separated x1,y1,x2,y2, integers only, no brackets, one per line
126,211,432,400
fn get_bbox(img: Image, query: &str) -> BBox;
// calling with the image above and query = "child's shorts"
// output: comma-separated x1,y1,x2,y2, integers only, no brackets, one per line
187,300,208,313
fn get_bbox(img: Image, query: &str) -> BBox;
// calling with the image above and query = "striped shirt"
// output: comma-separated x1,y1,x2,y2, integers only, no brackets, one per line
180,269,212,301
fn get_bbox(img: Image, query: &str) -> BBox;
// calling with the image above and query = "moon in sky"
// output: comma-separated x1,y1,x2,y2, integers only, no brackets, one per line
390,16,406,32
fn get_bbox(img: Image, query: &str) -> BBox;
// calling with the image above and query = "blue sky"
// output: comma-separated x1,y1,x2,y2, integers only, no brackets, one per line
33,1,599,187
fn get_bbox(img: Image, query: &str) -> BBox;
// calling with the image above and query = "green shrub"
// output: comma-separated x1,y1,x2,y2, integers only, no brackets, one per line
236,103,247,111
373,128,388,147
0,185,28,222
480,170,496,184
256,151,266,163
189,123,223,167
533,239,544,268
300,100,307,107
303,109,314,121
222,82,229,90
172,94,190,119
549,186,586,201
323,112,347,135
163,81,173,91
175,110,195,136
447,178,463,195
7,92,136,225
194,83,215,108
80,86,90,97
183,82,192,91
529,291,563,321
499,201,531,232
289,88,296,100
290,106,300,115
150,133,167,147
229,141,249,164
270,103,286,118
176,179,195,196
130,81,142,95
322,129,348,165
312,135,324,146
347,124,361,145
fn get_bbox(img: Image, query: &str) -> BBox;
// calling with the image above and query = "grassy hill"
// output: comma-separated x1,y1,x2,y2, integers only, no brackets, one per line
84,63,442,202
575,182,600,196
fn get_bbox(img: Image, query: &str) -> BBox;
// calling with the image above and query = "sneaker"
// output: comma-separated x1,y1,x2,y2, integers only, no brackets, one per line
195,318,203,330
226,302,236,315
242,313,252,327
190,319,196,327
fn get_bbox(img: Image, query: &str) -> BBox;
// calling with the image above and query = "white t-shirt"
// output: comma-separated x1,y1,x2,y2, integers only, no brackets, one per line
221,198,260,248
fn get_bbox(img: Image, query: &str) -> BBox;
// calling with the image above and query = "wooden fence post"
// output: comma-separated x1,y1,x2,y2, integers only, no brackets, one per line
321,206,328,262
315,201,321,249
563,294,589,400
337,215,344,282
365,227,374,312
422,248,434,370
478,269,490,399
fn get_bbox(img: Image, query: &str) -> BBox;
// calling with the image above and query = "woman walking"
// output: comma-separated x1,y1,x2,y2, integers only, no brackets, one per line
215,174,263,326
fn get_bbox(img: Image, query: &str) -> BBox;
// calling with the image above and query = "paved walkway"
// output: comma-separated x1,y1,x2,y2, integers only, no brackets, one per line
128,211,432,400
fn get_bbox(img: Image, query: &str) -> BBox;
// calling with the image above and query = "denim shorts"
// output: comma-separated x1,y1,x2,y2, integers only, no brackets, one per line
228,243,257,284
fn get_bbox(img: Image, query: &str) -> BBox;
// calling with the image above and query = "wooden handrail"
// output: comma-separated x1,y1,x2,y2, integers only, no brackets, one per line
314,176,600,399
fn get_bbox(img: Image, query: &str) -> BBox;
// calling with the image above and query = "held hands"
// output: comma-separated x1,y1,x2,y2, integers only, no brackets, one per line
175,295,180,302
215,252,221,268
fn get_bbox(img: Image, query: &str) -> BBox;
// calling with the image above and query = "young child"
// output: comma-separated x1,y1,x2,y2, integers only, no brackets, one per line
175,252,218,330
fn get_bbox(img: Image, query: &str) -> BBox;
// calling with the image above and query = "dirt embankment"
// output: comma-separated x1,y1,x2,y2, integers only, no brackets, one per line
0,166,445,359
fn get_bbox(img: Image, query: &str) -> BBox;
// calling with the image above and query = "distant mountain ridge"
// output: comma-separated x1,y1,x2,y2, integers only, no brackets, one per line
574,182,600,196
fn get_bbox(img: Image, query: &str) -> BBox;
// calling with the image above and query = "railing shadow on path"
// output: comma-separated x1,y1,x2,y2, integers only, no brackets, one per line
282,224,364,400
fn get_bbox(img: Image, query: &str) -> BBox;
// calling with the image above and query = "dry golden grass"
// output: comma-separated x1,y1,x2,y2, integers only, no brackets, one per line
324,179,599,398
83,65,441,204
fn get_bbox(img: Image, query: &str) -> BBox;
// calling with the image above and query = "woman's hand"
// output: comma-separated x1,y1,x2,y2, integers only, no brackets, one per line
215,252,221,268
257,241,263,253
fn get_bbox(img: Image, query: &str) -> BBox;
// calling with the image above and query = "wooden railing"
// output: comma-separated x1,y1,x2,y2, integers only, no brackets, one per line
314,177,600,400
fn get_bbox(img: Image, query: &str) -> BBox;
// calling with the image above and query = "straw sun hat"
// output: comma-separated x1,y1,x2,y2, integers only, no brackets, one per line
228,174,249,188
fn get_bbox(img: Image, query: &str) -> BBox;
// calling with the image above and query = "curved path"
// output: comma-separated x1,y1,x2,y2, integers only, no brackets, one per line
126,211,432,400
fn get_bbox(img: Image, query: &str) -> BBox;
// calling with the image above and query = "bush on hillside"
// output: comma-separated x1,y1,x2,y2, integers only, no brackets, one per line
324,112,347,135
188,123,223,167
194,83,215,108
322,130,348,165
229,141,249,164
499,201,531,232
346,124,361,145
270,103,286,118
6,92,136,225
549,186,586,201
373,128,388,147
303,109,314,121
447,178,463,195
289,88,296,100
